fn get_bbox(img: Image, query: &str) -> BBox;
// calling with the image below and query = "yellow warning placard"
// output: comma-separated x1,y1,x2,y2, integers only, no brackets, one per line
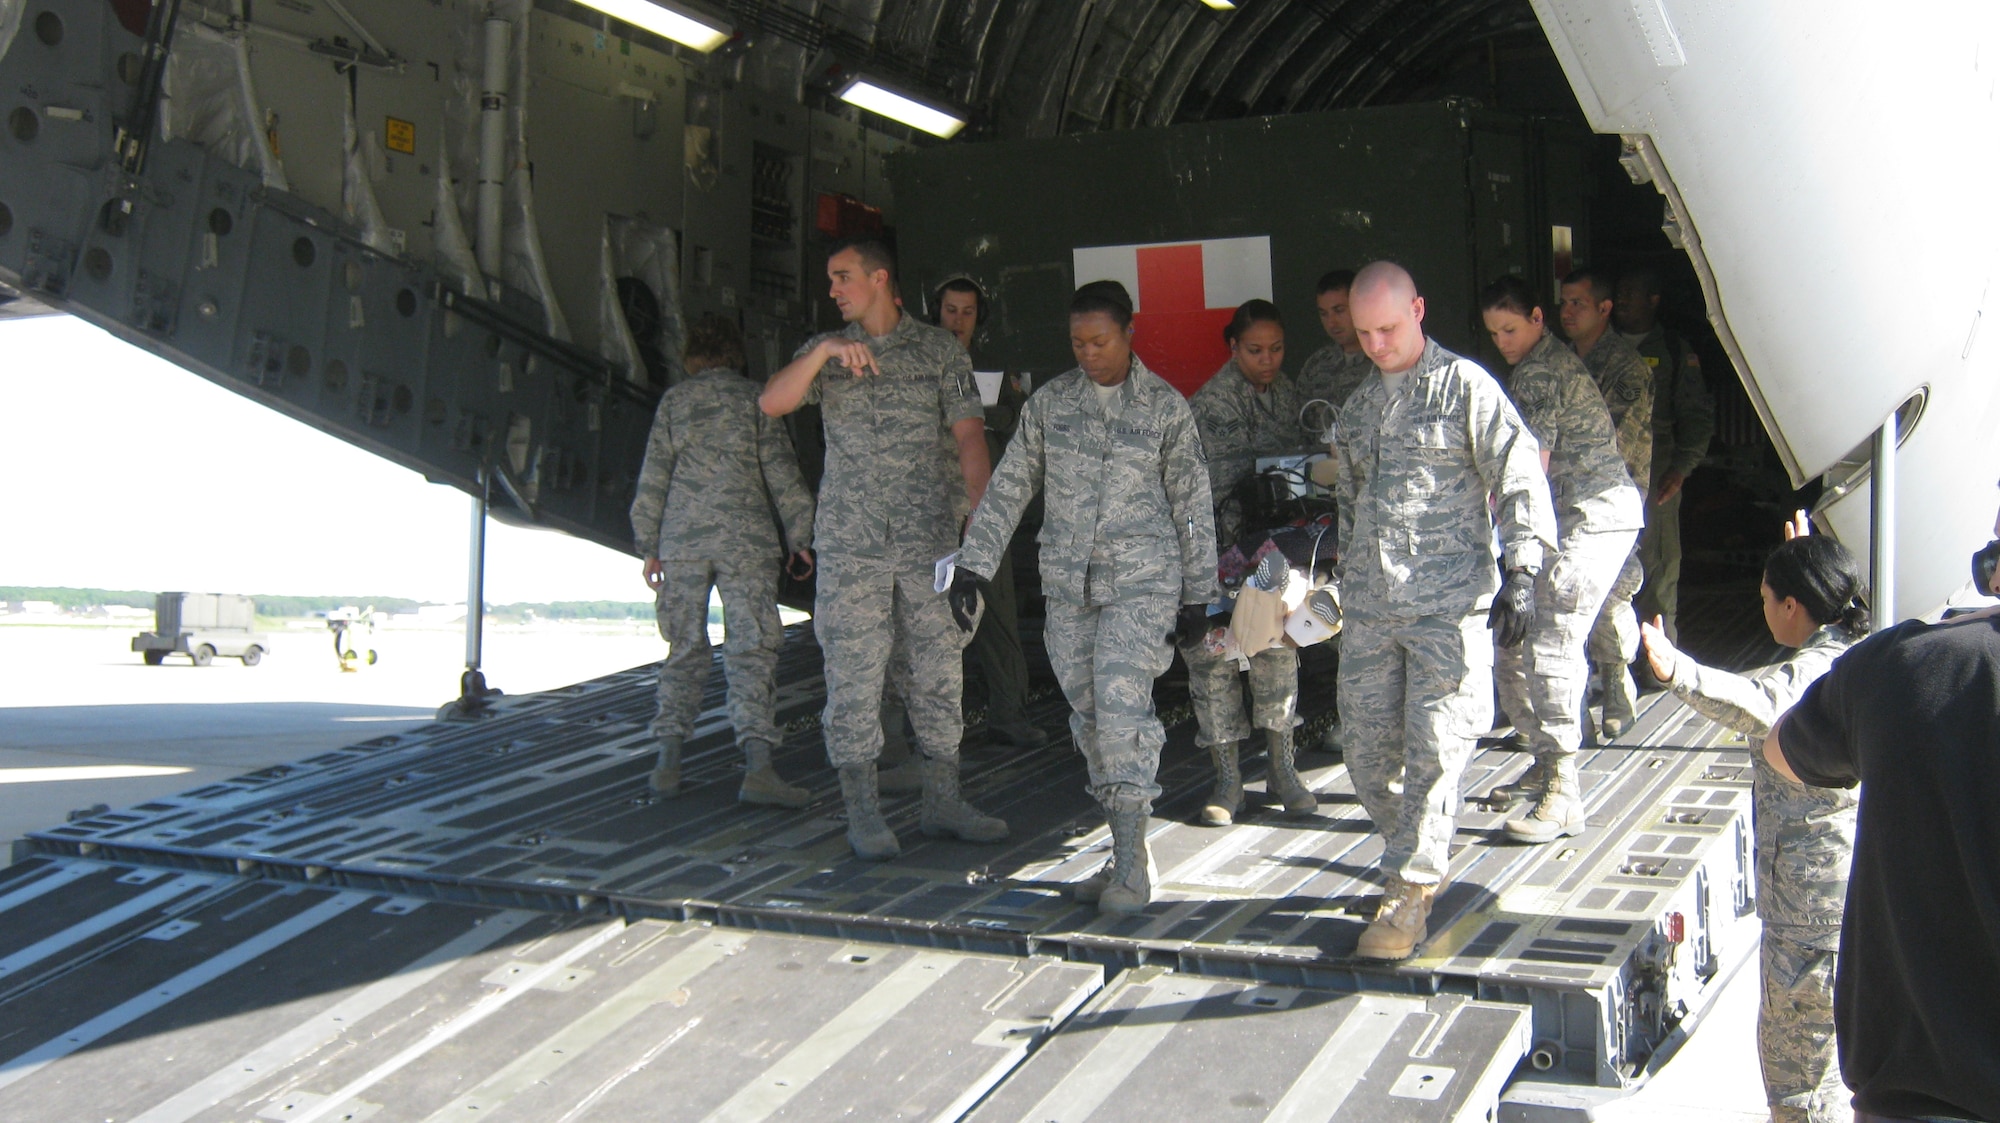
384,116,416,155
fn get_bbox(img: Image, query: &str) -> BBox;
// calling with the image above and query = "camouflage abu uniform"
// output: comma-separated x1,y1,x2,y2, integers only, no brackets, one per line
631,365,815,748
960,355,1216,811
1579,333,1653,489
1669,625,1859,1123
1579,332,1655,719
1496,334,1642,761
797,314,983,769
1186,359,1311,751
1334,339,1556,885
1297,343,1375,417
1626,325,1715,640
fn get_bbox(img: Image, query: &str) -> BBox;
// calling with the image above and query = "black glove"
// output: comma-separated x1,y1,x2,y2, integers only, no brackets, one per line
1169,603,1213,647
1487,567,1537,648
948,569,984,633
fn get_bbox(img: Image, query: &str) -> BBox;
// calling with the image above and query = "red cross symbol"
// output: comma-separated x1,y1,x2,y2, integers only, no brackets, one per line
1073,237,1273,397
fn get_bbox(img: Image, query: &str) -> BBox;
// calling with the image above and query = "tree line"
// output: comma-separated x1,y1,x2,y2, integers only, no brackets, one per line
2,588,651,621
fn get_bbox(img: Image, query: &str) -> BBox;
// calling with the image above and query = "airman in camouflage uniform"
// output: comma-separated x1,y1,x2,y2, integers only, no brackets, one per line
631,317,816,809
1298,346,1374,418
960,286,1216,915
1336,264,1557,960
761,239,1006,860
1186,335,1318,825
1579,333,1653,487
1563,270,1655,740
1617,265,1716,645
1483,305,1642,844
1653,622,1860,1123
1296,268,1373,416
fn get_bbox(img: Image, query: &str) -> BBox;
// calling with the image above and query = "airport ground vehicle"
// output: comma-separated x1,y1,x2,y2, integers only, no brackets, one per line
3,0,1995,1119
130,590,270,666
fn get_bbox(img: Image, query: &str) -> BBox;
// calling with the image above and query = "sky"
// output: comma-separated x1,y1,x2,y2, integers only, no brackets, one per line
1,315,645,605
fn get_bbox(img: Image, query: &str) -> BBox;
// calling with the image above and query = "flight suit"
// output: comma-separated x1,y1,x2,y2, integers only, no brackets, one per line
1185,360,1312,760
1333,339,1556,885
1579,332,1655,730
630,366,815,748
960,355,1216,812
1497,334,1642,766
1667,625,1859,1123
795,314,983,770
1297,343,1375,417
1624,325,1715,641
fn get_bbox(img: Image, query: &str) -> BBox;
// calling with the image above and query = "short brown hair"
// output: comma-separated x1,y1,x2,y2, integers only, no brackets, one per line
828,236,896,286
683,313,745,373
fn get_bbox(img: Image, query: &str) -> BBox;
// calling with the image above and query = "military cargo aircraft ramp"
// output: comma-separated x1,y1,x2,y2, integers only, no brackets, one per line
2,614,1768,1122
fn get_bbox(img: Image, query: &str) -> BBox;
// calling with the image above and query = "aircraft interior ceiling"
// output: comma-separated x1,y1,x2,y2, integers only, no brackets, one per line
0,0,1994,618
712,0,1541,136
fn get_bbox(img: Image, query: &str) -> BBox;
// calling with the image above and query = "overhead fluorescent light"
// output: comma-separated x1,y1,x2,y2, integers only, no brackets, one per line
838,77,967,139
574,0,732,53
1201,0,1238,9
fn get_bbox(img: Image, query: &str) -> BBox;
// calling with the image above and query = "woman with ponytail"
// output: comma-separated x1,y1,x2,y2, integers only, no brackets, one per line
1640,511,1866,1123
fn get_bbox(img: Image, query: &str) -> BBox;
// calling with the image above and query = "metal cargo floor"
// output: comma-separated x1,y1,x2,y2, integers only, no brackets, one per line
17,598,1774,1096
0,853,1535,1122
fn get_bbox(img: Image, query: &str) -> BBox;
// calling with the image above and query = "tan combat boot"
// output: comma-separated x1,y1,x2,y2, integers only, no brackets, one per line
648,735,683,797
1071,799,1115,902
917,757,1009,842
1199,741,1244,826
1504,755,1587,843
1097,804,1155,915
1355,876,1438,960
1265,727,1318,814
737,739,810,808
837,763,900,860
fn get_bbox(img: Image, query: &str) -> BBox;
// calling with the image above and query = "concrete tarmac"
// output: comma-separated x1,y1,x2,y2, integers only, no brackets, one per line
0,620,665,857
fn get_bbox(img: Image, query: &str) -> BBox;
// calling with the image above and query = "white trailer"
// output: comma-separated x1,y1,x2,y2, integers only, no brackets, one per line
130,592,270,667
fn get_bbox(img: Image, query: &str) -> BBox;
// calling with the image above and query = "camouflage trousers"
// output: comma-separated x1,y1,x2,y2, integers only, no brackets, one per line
1338,610,1494,885
1044,594,1178,810
1498,528,1637,758
1761,924,1851,1123
1636,488,1685,640
1183,641,1299,748
814,553,972,768
652,558,782,746
879,547,1031,742
1588,547,1645,667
